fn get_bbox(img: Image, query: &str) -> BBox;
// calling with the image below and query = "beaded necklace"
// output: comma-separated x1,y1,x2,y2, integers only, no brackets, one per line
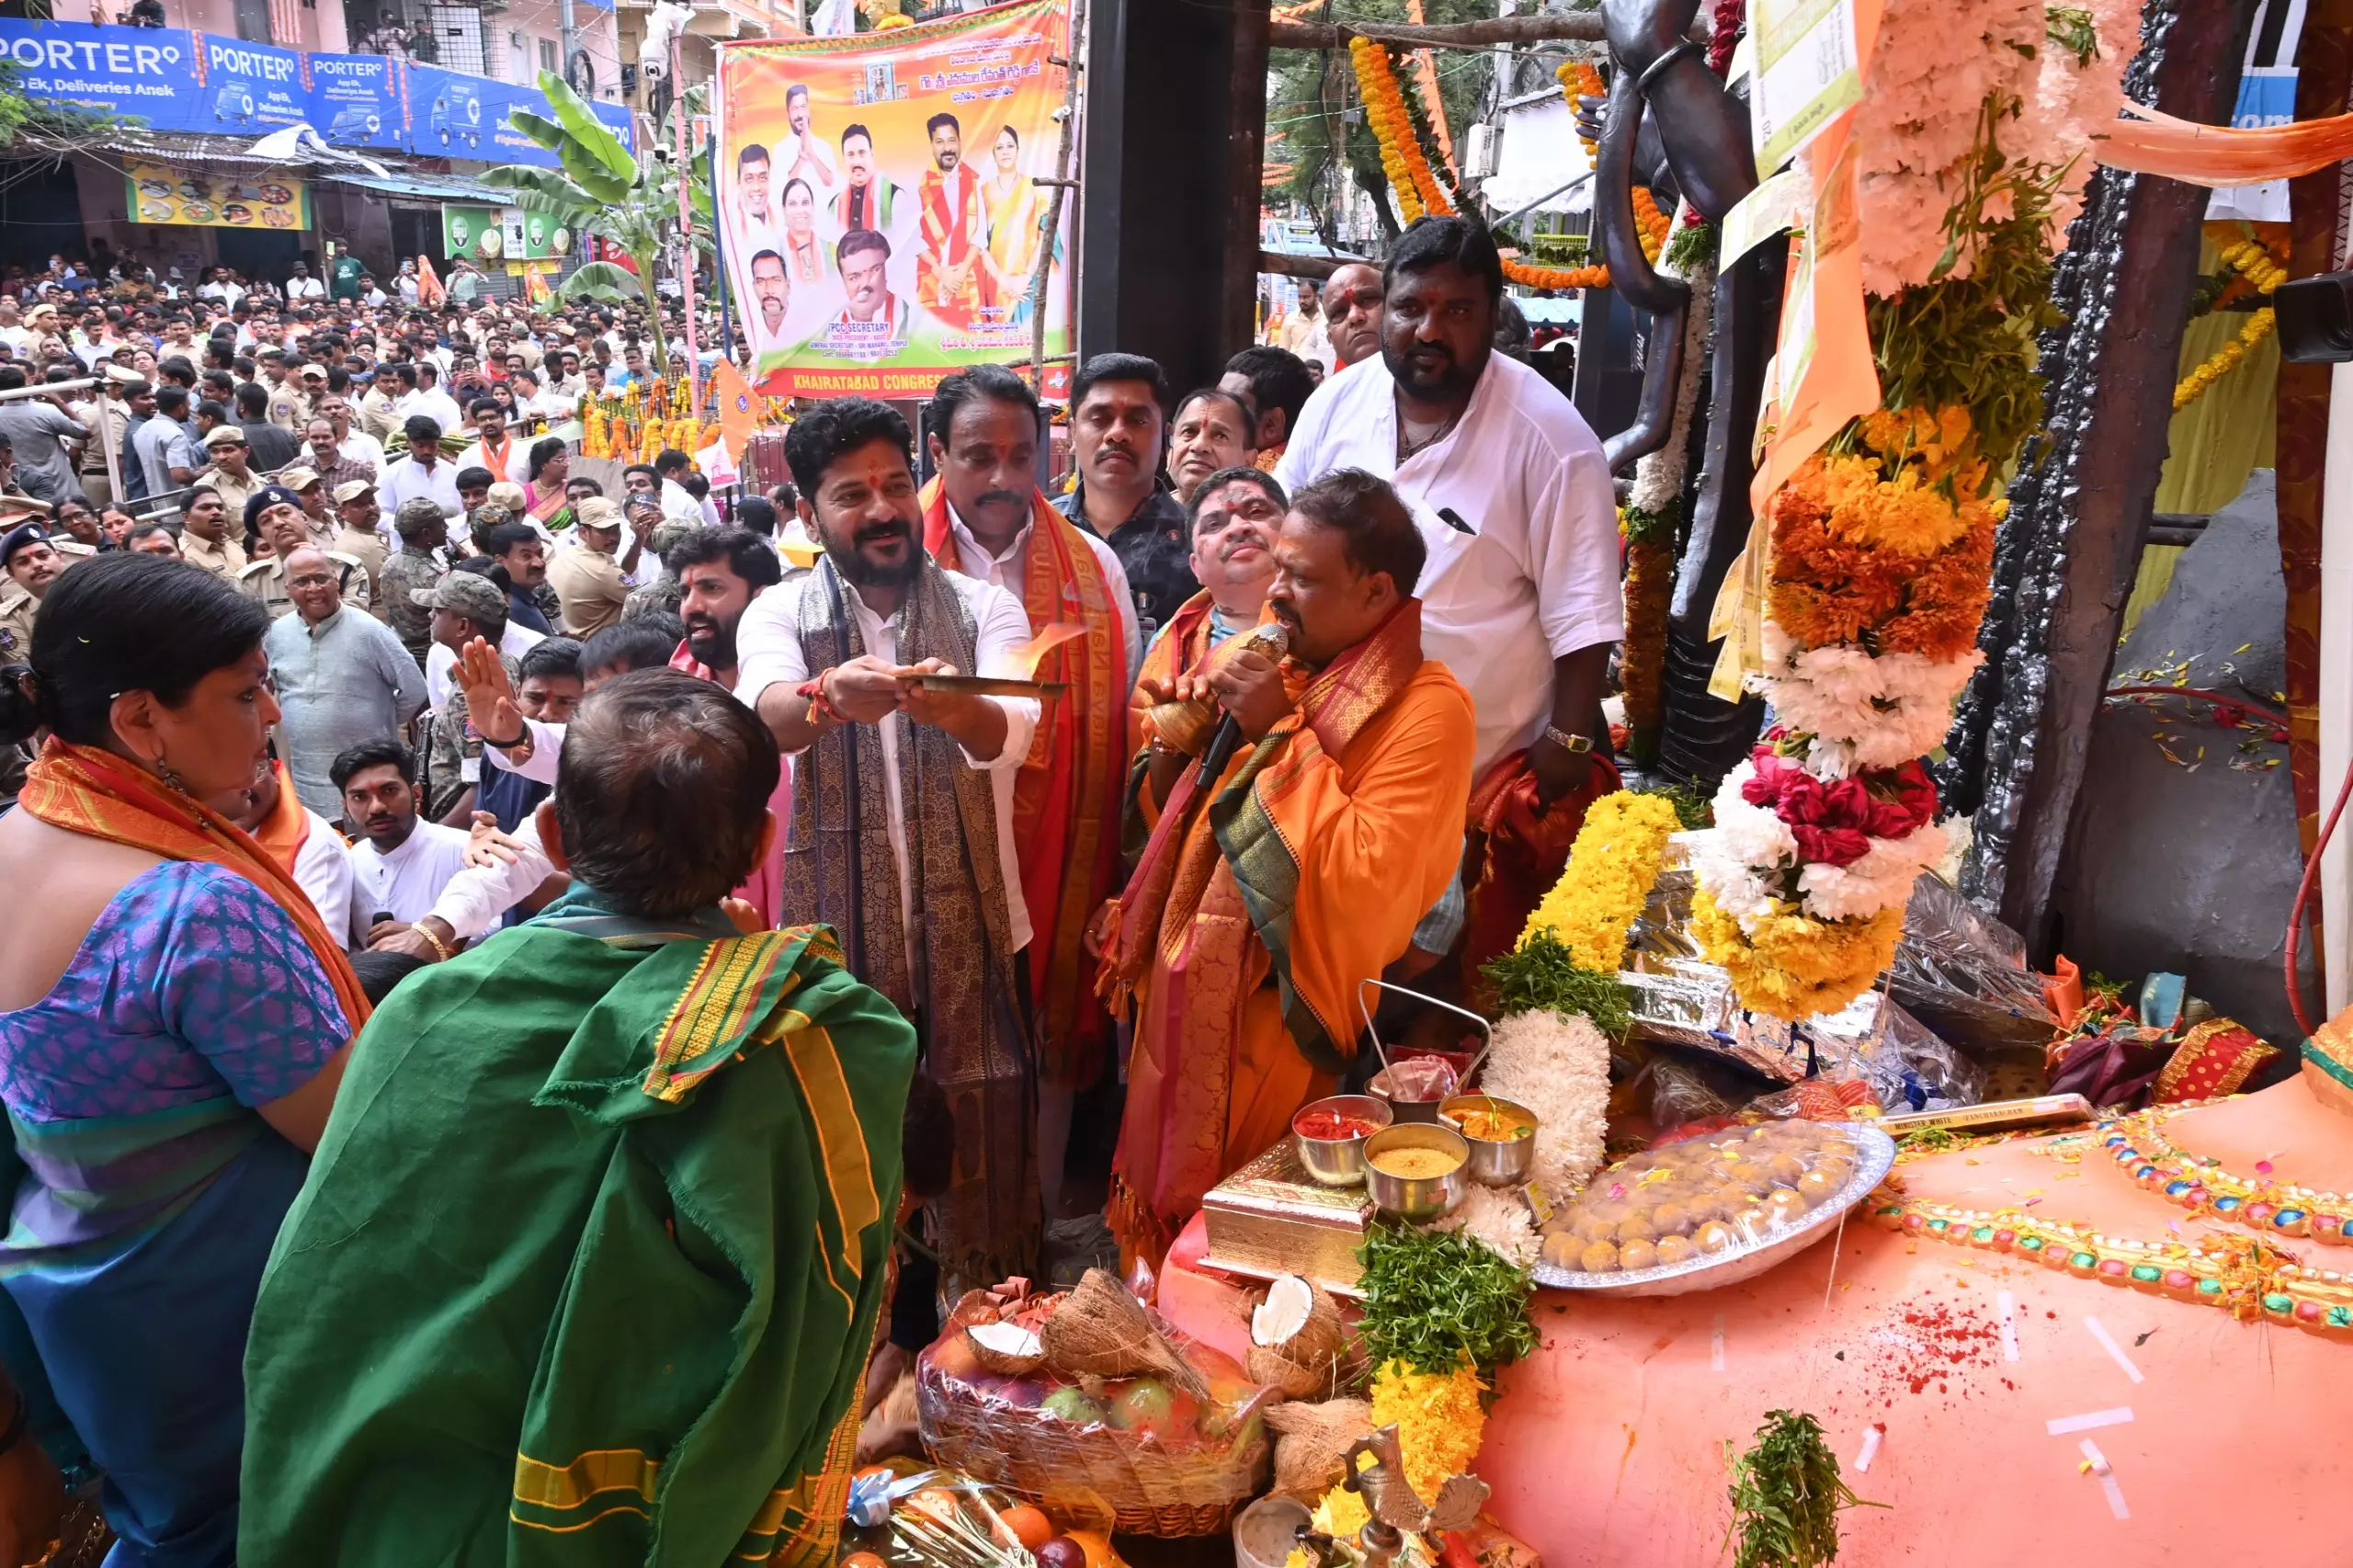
2090,1103,2353,1245
1867,1188,2353,1337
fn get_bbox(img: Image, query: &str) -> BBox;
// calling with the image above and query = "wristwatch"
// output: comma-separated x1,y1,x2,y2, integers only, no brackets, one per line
1541,722,1594,756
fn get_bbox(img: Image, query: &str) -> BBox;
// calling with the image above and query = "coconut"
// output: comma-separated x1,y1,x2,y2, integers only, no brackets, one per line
1245,1275,1349,1399
966,1319,1047,1377
1264,1397,1373,1499
1037,1268,1210,1397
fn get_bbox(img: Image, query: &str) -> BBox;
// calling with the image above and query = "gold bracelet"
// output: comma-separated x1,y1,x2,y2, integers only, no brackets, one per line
410,922,454,962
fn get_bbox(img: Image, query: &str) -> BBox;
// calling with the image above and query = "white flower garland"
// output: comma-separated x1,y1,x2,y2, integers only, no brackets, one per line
1427,1181,1542,1267
1626,216,1717,517
1749,624,1983,776
1478,1008,1610,1200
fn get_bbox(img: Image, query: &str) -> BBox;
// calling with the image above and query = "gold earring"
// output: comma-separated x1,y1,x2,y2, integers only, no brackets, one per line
153,755,188,794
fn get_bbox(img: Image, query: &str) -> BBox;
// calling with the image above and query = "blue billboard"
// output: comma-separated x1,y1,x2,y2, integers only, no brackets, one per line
187,30,307,134
0,20,207,132
402,62,632,164
0,19,631,159
304,51,404,150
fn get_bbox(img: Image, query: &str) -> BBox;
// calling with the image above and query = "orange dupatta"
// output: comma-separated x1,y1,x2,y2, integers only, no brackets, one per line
245,758,313,872
921,478,1124,1085
19,741,371,1031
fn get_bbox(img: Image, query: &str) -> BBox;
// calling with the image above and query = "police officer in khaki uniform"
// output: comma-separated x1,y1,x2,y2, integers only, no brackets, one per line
236,486,371,620
0,515,66,663
331,479,392,616
176,483,248,580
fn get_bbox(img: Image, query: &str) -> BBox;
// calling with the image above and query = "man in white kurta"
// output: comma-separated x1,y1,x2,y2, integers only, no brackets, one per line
1273,222,1622,787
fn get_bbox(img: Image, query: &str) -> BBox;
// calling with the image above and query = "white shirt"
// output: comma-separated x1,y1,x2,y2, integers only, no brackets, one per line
377,454,464,519
346,819,474,943
336,428,387,475
945,501,1142,687
735,568,1040,956
286,276,324,300
290,808,356,939
456,437,533,485
395,386,465,437
425,809,553,940
1273,351,1624,773
659,476,720,528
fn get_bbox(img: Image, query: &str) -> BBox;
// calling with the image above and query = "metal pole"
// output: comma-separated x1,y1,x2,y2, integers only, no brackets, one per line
707,128,735,377
1488,170,1595,235
1024,0,1086,391
558,0,577,94
673,31,700,415
94,385,122,511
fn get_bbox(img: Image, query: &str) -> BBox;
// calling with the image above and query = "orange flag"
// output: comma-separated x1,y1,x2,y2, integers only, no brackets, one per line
710,358,760,459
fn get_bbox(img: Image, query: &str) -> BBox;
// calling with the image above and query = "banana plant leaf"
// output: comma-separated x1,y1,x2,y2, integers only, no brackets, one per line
534,68,636,188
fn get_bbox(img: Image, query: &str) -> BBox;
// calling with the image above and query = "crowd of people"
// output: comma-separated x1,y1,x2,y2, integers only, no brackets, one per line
0,209,1623,1564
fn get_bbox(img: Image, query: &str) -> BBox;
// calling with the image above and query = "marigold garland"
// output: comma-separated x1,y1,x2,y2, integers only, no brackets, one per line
1351,37,1453,224
2175,307,2279,413
1693,887,1905,1021
1633,186,1671,264
1763,407,2003,664
1558,60,1604,159
1518,789,1682,971
1311,1360,1489,1543
2176,234,2288,411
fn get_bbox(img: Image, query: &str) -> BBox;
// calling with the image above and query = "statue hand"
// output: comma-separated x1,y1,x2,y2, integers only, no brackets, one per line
1603,0,1703,74
1574,92,1607,147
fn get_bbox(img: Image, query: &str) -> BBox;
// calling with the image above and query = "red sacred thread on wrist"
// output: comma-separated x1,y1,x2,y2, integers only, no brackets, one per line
799,669,847,724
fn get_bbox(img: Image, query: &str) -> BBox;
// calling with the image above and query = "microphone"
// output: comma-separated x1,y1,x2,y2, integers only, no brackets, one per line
1195,623,1288,788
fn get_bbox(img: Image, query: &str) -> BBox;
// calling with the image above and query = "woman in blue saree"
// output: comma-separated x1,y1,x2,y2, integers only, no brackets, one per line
0,552,365,1564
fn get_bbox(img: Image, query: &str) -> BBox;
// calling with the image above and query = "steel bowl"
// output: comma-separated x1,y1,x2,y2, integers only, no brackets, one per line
1438,1094,1539,1187
1366,1058,1461,1125
1290,1094,1393,1187
1362,1123,1469,1222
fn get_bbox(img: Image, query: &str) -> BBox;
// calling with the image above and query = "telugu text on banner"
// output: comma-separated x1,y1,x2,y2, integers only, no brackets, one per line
712,0,1074,399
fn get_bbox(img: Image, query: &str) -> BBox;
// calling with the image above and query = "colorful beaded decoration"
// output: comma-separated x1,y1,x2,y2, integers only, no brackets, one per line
2093,1103,2353,1247
1867,1189,2353,1338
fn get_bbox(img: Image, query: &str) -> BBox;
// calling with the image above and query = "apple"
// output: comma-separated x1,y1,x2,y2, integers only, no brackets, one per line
1041,1386,1108,1425
1108,1378,1198,1437
1037,1539,1088,1568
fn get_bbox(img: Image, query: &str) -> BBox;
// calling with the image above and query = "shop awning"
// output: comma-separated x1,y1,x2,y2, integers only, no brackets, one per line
315,171,524,204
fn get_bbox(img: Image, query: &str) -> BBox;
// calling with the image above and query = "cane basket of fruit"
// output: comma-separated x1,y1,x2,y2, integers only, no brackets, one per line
915,1270,1276,1536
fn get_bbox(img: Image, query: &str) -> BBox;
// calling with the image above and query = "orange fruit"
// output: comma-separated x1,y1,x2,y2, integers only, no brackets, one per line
998,1504,1054,1553
843,1554,888,1568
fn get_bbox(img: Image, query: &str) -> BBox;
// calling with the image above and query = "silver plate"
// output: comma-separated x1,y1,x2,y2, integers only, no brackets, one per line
1529,1121,1899,1298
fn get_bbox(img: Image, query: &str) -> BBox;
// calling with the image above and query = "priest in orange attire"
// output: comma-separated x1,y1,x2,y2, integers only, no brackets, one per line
920,363,1140,1225
1098,468,1475,1272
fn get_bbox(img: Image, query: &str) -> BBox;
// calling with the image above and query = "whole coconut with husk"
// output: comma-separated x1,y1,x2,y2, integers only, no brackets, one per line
1037,1268,1209,1398
1265,1397,1375,1499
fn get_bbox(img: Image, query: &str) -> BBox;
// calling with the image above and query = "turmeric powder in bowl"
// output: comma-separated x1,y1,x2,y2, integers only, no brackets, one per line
1369,1145,1463,1181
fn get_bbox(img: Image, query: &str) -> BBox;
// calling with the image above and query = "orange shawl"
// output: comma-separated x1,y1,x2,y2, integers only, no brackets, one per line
920,479,1126,1085
19,741,371,1031
246,758,313,873
1104,601,1450,1266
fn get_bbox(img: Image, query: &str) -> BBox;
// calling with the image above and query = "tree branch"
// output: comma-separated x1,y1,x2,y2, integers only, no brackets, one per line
1269,13,1704,49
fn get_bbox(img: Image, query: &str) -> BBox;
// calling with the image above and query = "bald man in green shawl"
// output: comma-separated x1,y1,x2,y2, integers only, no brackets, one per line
239,668,915,1567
